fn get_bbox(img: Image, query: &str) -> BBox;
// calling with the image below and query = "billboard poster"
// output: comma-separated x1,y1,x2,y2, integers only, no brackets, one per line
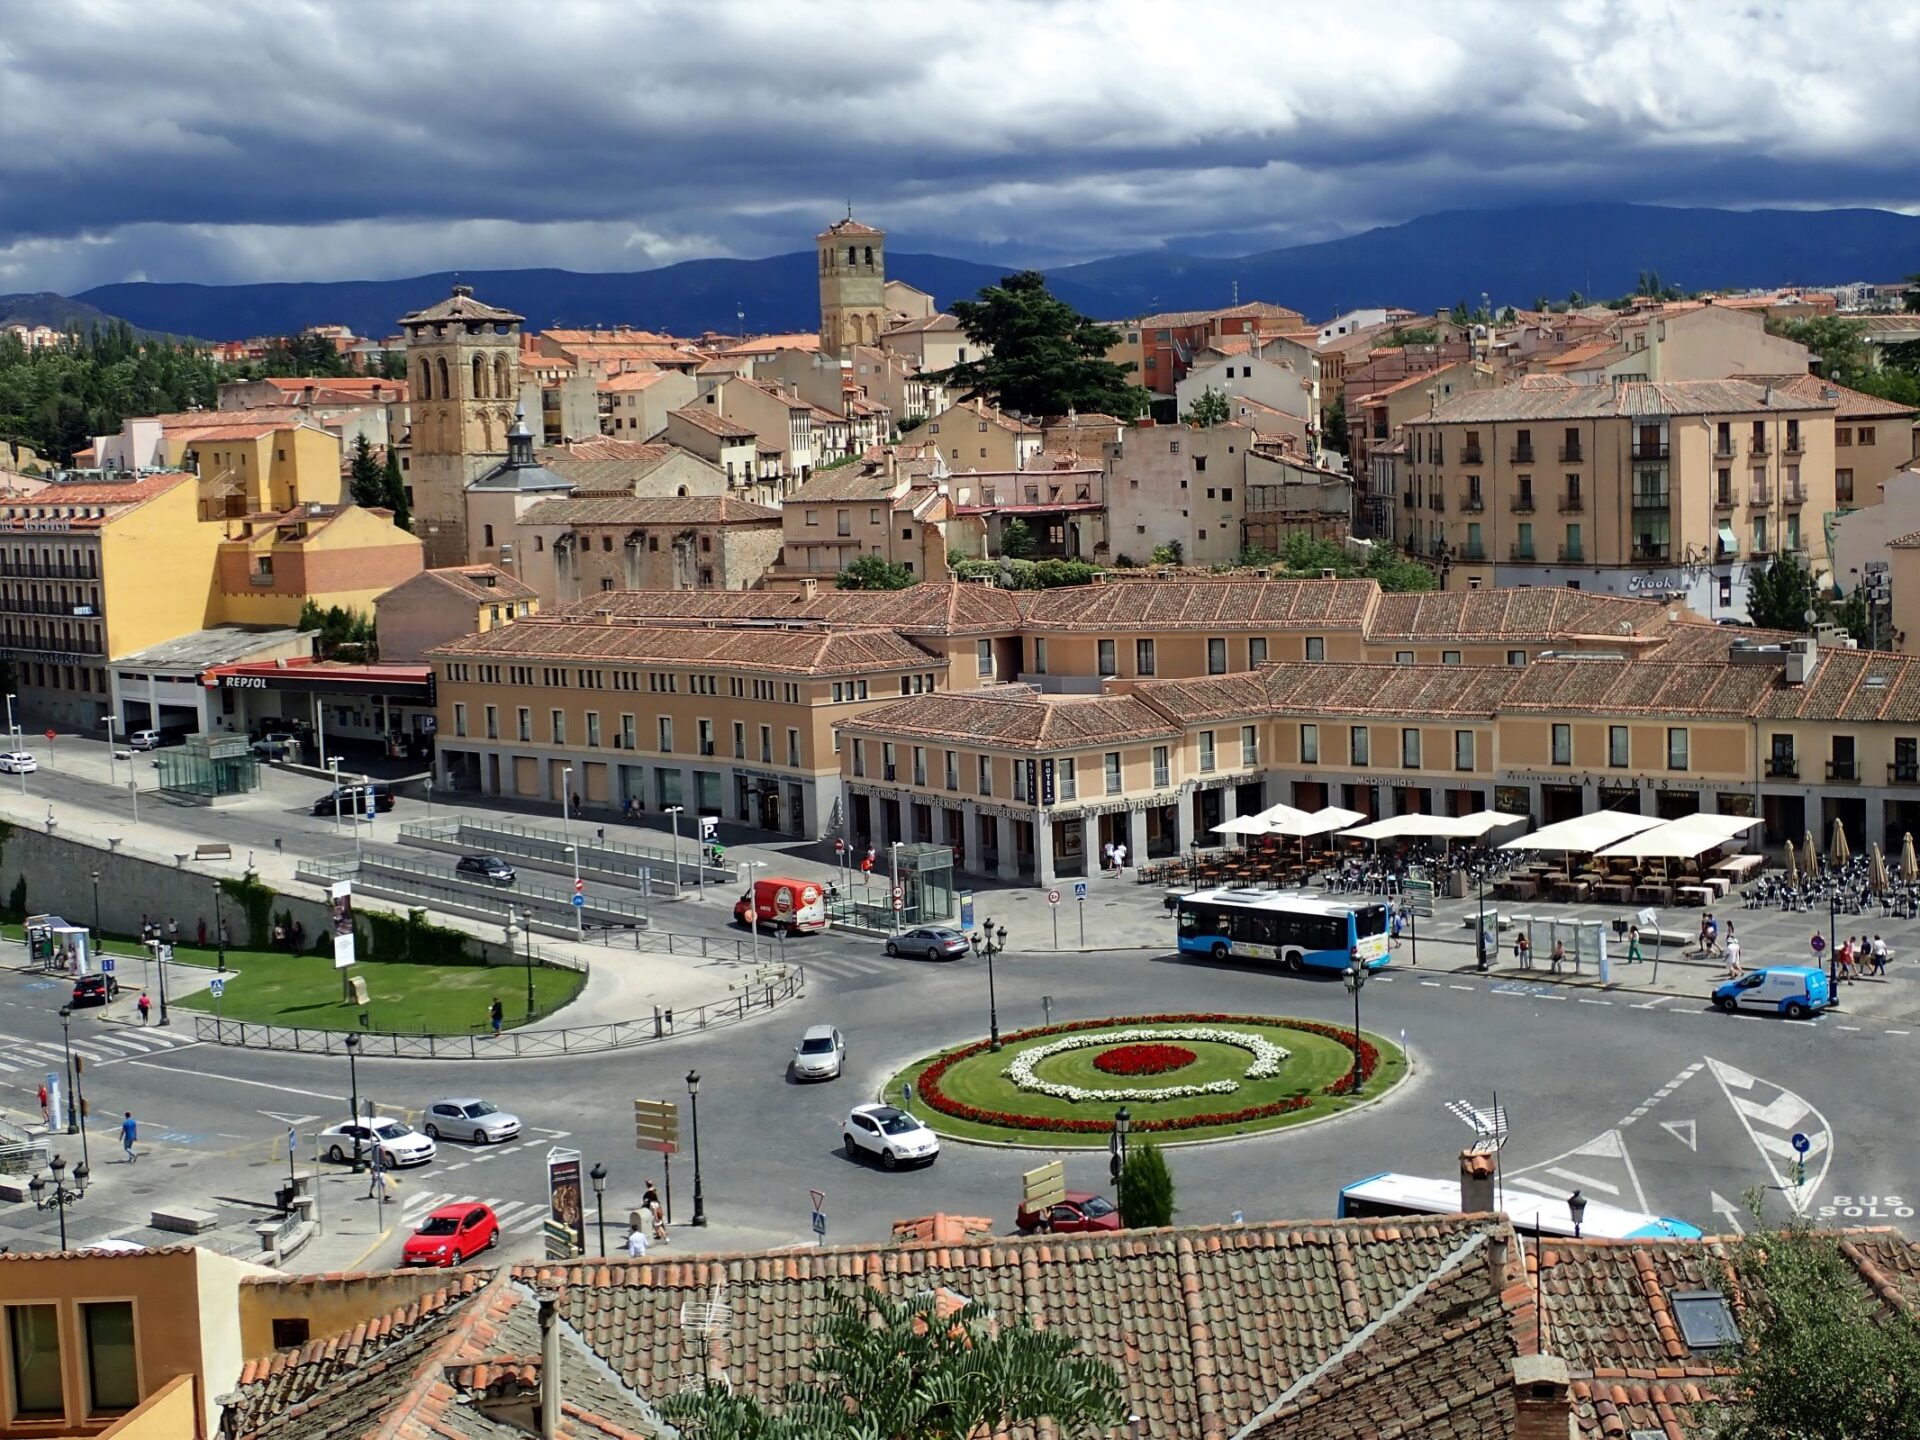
546,1147,586,1259
329,882,356,970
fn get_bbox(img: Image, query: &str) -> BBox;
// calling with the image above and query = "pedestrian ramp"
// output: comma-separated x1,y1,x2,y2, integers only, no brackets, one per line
394,1190,550,1237
0,1025,195,1075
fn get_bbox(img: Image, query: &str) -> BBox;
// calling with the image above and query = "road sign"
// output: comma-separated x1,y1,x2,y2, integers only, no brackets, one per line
892,899,904,911
1073,880,1089,900
42,729,54,742
891,885,904,901
811,1210,826,1237
209,977,225,999
1810,934,1827,954
571,893,586,907
1022,1159,1066,1209
633,1098,681,1154
101,956,113,974
574,878,586,895
835,838,846,854
1046,889,1061,906
810,1188,825,1211
1791,1131,1811,1154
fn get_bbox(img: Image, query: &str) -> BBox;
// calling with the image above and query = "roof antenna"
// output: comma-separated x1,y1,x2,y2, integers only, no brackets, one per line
846,198,854,221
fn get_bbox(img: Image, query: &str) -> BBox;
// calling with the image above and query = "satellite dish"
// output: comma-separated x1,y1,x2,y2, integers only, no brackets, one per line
1803,609,1818,625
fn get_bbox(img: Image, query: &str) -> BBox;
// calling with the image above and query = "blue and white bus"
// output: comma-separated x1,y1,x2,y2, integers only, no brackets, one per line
1336,1172,1704,1239
1174,888,1391,973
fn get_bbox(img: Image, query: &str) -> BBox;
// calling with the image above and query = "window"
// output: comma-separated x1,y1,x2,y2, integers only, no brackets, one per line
1609,725,1629,768
1666,727,1688,771
7,1304,61,1417
759,725,772,763
852,740,865,777
788,729,801,767
1097,639,1117,676
1299,724,1319,764
1350,726,1370,766
586,712,601,748
1671,1291,1740,1350
1207,637,1227,674
1507,649,1526,667
1304,636,1325,662
1060,757,1077,798
1396,650,1414,665
1241,725,1258,766
1552,723,1572,765
83,1302,136,1414
836,509,850,536
517,707,531,742
1249,637,1268,666
1860,426,1876,446
945,750,959,790
1152,745,1170,787
1135,638,1156,675
978,755,991,795
1454,730,1475,771
453,702,468,738
1199,731,1217,771
657,716,673,753
550,709,566,745
1442,650,1461,665
1033,637,1047,673
1013,760,1028,801
1401,728,1422,769
271,1318,311,1350
1837,468,1854,505
1104,751,1122,794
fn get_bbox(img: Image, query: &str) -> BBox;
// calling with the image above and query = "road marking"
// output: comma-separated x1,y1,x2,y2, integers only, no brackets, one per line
1732,1091,1810,1131
1707,1056,1833,1214
1577,998,1612,1006
1631,995,1675,1009
1545,1165,1621,1197
126,1061,342,1103
1710,1191,1747,1234
1660,1119,1698,1151
1888,1030,1912,1036
1448,984,1474,991
1784,1018,1816,1027
1420,981,1442,988
1492,990,1527,998
1838,1025,1861,1031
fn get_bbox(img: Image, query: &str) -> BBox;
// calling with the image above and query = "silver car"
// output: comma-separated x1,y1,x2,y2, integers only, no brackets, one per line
422,1097,522,1145
792,1025,846,1081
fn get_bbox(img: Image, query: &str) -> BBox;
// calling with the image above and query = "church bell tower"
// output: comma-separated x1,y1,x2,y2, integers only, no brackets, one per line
817,213,886,359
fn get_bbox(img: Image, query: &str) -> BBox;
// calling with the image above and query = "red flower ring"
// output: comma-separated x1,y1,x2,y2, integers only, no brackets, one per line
914,1013,1384,1136
1092,1042,1198,1076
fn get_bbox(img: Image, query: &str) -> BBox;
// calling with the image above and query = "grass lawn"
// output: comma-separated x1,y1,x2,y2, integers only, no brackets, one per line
172,951,585,1034
889,1019,1407,1147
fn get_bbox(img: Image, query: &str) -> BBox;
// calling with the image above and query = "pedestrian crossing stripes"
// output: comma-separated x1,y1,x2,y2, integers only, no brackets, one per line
395,1191,550,1237
0,1026,195,1074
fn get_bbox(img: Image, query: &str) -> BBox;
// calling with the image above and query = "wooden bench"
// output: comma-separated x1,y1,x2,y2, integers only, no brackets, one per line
192,843,232,861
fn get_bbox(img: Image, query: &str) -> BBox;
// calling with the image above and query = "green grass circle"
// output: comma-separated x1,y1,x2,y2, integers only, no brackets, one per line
889,1016,1407,1148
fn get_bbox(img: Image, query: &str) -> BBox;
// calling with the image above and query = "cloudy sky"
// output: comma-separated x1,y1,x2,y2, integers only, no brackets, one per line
1,0,1914,294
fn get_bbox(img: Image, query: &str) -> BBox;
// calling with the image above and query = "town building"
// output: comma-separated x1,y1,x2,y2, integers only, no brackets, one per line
1175,351,1318,427
951,455,1105,561
1103,422,1257,566
1126,301,1310,397
375,563,539,664
817,214,886,358
879,310,973,375
90,412,344,521
772,450,963,582
597,369,696,440
212,504,423,629
514,493,782,601
661,407,768,498
214,375,409,452
922,398,1041,473
690,377,816,490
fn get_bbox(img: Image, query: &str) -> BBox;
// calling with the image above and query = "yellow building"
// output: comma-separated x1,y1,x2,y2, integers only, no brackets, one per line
162,418,342,520
374,563,540,664
212,504,424,628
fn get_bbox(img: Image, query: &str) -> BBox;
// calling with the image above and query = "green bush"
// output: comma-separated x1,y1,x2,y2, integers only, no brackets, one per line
1117,1141,1177,1227
219,874,276,948
357,907,481,966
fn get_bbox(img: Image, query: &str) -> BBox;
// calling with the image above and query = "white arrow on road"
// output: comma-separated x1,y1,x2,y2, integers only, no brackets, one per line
1710,1191,1747,1235
1707,1057,1833,1214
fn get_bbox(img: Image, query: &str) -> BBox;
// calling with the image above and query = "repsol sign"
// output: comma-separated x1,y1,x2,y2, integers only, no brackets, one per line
223,675,269,689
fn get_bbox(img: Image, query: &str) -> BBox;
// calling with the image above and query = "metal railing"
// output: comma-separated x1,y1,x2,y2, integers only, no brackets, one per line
400,816,733,885
360,851,652,922
190,965,805,1059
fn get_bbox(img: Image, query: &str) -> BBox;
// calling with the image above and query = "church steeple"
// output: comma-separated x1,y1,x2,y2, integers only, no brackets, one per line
506,407,534,467
817,213,886,358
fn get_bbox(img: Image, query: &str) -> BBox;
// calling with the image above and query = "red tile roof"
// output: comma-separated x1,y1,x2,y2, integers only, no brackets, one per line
430,618,940,675
841,689,1182,749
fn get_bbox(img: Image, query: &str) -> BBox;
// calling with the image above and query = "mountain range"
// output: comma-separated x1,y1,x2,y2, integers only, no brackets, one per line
10,203,1919,343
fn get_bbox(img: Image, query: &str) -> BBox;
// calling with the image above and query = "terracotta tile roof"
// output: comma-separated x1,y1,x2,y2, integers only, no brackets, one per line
1429,377,1828,423
1136,301,1306,329
539,327,676,347
383,565,538,606
666,406,755,440
0,472,194,510
400,286,524,326
597,371,676,394
783,465,914,504
518,495,780,527
1542,340,1621,369
724,376,810,410
886,311,962,335
1020,578,1379,632
841,689,1182,750
717,333,821,356
525,440,719,493
431,617,940,675
821,216,884,238
891,1213,1000,1245
932,398,1041,434
550,585,1024,635
1365,589,1674,644
1150,662,1514,721
1742,372,1919,419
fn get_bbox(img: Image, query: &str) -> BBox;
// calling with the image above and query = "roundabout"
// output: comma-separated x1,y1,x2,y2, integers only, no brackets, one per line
891,1012,1408,1146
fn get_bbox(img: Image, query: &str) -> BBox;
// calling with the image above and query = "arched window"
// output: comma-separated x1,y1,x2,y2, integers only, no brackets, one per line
472,354,486,399
864,245,873,266
483,523,495,547
848,245,857,266
436,356,450,401
676,485,688,497
494,354,510,397
417,358,432,399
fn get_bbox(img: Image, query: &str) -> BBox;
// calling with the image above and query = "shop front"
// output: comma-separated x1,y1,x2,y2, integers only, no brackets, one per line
200,658,436,766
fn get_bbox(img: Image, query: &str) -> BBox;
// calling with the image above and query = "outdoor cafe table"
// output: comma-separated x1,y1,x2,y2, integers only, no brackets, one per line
1635,883,1673,905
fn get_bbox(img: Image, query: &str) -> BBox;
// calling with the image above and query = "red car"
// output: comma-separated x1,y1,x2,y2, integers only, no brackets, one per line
1015,1191,1121,1235
401,1202,499,1266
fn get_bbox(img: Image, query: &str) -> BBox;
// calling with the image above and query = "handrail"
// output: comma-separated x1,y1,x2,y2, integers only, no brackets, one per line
403,815,733,882
358,851,651,920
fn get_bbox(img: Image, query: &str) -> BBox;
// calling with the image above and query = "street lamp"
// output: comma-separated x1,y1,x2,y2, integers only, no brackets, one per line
589,1162,608,1256
562,766,582,938
151,937,172,1026
1567,1189,1587,1240
1342,958,1369,1097
90,868,101,943
519,906,536,1019
344,1033,363,1171
1475,862,1490,972
57,1005,80,1139
28,1155,87,1250
968,919,1006,1051
664,805,683,890
211,881,227,973
1827,887,1839,993
686,1069,707,1228
1108,1106,1131,1186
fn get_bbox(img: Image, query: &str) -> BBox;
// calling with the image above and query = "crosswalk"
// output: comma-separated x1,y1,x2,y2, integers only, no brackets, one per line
0,1023,196,1076
396,1190,551,1237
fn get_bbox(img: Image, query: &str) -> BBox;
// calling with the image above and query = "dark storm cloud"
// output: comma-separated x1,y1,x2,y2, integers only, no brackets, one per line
1,0,1914,291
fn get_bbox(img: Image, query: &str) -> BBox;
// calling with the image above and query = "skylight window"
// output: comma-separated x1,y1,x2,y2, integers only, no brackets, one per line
1671,1290,1739,1349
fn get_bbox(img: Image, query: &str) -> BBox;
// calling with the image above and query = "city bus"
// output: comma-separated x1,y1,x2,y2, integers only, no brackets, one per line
1336,1172,1704,1239
1174,888,1390,973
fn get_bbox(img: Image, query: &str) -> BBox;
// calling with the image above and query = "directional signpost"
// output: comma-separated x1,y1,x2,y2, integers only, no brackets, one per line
1791,1131,1811,1190
1022,1159,1066,1220
633,1098,680,1224
1046,888,1061,949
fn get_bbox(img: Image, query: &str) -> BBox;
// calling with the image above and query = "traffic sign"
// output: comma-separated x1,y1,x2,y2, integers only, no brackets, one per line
571,893,586,907
1791,1132,1811,1154
101,956,113,974
835,838,846,854
1811,934,1827,954
209,977,225,999
574,878,586,895
42,729,54,742
891,885,904,901
1073,880,1089,900
892,899,904,911
1046,889,1061,906
811,1210,827,1237
810,1188,825,1211
1022,1159,1066,1209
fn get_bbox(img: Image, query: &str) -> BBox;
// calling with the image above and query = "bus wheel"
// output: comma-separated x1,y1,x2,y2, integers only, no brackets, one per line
1210,942,1229,962
1285,952,1304,973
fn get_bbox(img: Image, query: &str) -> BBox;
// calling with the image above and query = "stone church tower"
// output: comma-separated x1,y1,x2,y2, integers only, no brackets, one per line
399,284,524,567
817,214,886,358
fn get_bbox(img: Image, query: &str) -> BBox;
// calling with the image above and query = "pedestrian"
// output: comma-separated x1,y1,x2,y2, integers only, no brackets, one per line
571,791,582,817
139,913,151,942
643,1181,667,1240
1697,914,1712,955
196,918,206,948
120,1111,137,1163
37,1082,49,1128
1102,841,1115,874
1838,937,1855,982
1872,934,1890,975
137,990,151,1025
624,1220,649,1258
1627,925,1642,964
489,997,504,1035
1724,935,1742,978
167,917,178,944
272,922,285,950
1514,931,1531,969
1549,938,1567,973
1113,841,1128,872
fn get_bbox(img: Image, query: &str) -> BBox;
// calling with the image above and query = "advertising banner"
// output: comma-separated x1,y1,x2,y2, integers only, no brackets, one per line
545,1147,586,1259
329,882,356,970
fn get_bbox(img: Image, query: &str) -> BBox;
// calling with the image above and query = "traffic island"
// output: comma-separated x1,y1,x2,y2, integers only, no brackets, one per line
172,951,585,1033
888,1013,1407,1148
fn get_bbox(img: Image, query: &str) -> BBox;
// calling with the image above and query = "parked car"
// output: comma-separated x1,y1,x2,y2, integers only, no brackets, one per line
250,733,297,759
70,973,120,1008
884,926,968,961
0,752,37,774
317,1118,436,1168
310,784,397,817
1712,965,1833,1019
1015,1191,1121,1235
422,1098,521,1144
455,855,516,885
791,1025,846,1081
401,1202,499,1266
842,1103,939,1169
128,729,163,751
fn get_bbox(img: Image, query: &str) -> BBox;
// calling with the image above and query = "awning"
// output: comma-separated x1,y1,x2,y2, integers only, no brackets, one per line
1593,813,1762,860
1717,522,1737,557
1499,812,1664,854
1269,805,1369,839
1341,812,1519,842
1211,801,1313,838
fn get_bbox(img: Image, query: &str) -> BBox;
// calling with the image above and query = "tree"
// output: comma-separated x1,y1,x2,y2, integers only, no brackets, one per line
1149,540,1183,566
1183,386,1230,427
659,1289,1125,1440
381,447,410,531
1387,326,1439,347
1905,272,1920,315
998,517,1037,560
934,271,1148,419
1706,1211,1920,1440
1117,1141,1176,1227
1745,557,1821,632
1323,394,1348,454
348,434,385,506
836,555,918,590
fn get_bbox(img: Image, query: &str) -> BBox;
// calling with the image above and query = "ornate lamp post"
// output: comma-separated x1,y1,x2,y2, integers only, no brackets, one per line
1342,959,1370,1097
589,1162,608,1256
1108,1106,1131,1186
686,1069,707,1228
29,1154,88,1250
968,919,1007,1051
211,881,227,973
1568,1189,1587,1240
344,1033,363,1171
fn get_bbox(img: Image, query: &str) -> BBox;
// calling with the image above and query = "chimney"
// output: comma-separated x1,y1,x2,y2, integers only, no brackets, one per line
497,541,515,574
1460,1148,1496,1214
537,1288,562,1440
799,577,818,601
1510,1354,1575,1440
1784,634,1817,686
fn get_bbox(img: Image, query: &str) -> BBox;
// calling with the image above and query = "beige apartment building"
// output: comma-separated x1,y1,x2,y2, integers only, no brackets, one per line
774,456,962,581
375,563,539,663
599,368,697,439
696,377,816,489
516,493,782,602
923,399,1042,473
1401,377,1838,620
663,406,767,494
1103,421,1257,566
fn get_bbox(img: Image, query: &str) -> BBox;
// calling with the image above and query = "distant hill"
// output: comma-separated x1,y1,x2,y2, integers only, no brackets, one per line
61,203,1920,341
0,290,156,338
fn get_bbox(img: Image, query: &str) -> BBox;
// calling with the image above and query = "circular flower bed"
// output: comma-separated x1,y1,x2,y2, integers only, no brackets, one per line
910,1013,1390,1138
1094,1042,1196,1077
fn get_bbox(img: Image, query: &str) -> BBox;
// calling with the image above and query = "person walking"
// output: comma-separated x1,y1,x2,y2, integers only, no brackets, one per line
166,917,178,945
120,1111,138,1163
489,997,504,1035
1724,935,1742,978
136,990,151,1025
37,1082,49,1129
1112,841,1128,872
624,1219,649,1258
1626,925,1643,965
643,1180,667,1240
1514,931,1531,969
1871,934,1890,976
1838,937,1855,982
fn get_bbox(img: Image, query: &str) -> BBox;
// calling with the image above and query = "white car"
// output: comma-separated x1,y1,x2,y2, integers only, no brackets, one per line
128,730,163,751
0,752,37,774
843,1103,939,1170
318,1118,436,1168
792,1025,846,1082
422,1097,521,1144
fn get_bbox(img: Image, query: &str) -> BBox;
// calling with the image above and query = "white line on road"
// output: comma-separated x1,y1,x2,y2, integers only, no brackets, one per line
1448,985,1474,991
1420,981,1442,988
1631,996,1675,1009
1889,1030,1912,1036
1577,998,1613,1006
1838,1025,1861,1031
126,1060,342,1103
1545,1165,1621,1196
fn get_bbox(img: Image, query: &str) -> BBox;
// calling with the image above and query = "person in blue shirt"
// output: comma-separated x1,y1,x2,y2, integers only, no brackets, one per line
120,1112,137,1163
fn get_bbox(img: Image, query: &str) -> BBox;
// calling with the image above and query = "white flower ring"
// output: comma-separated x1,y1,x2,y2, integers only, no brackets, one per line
1003,1027,1290,1103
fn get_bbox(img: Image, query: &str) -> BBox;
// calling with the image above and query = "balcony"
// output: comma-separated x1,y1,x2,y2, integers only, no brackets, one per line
1750,436,1771,457
1892,763,1920,786
1559,444,1583,463
1509,543,1537,561
1461,542,1486,561
1152,766,1170,788
1428,494,1446,513
1631,442,1670,461
1461,495,1485,513
1826,759,1858,783
1632,487,1671,510
1782,483,1806,506
1558,494,1585,514
1784,434,1805,456
1510,445,1535,464
883,764,898,782
1632,544,1671,564
1558,544,1584,562
1750,484,1773,506
1714,440,1736,459
1766,758,1799,779
1461,446,1484,465
1510,494,1536,514
1402,490,1416,508
1713,486,1741,509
